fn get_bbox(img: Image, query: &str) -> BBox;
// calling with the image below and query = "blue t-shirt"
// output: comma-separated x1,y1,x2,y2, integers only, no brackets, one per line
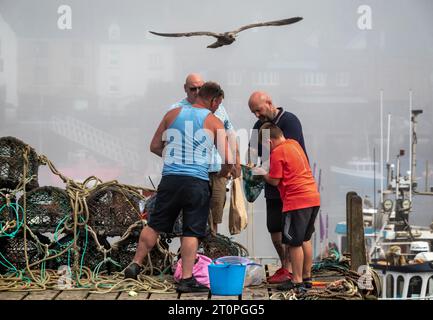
169,98,193,110
162,107,212,181
169,99,234,173
209,105,233,172
252,107,308,199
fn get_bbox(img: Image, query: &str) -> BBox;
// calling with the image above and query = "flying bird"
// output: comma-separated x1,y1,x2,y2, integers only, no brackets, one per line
149,17,303,48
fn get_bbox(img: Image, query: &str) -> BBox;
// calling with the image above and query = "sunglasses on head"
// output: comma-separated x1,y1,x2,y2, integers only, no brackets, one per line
189,86,201,91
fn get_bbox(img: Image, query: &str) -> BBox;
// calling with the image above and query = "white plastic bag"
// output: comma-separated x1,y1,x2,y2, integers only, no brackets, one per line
244,263,266,287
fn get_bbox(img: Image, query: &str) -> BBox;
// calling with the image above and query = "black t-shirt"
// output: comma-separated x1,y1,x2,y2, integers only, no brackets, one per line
251,107,308,199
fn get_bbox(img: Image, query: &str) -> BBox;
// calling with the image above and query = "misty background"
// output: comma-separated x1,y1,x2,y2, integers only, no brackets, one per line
0,0,432,259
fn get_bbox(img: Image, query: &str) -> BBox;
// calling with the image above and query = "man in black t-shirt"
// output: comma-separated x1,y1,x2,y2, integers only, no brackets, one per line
248,91,313,287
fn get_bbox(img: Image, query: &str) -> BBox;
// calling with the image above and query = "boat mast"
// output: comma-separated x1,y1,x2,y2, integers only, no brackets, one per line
380,90,384,204
411,108,423,196
386,114,392,189
409,91,413,203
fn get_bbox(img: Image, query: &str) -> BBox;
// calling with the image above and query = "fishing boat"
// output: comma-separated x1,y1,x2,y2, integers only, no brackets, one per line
335,104,433,299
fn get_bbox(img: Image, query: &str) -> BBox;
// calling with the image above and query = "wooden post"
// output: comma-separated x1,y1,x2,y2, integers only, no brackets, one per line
345,191,357,255
347,192,367,271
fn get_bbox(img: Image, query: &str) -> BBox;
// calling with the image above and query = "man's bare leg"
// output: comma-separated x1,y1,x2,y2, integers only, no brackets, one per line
302,240,313,279
132,226,159,265
271,232,292,272
180,236,199,279
288,245,304,284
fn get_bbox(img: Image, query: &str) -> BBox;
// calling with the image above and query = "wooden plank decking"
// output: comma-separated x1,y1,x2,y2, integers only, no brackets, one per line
0,264,340,300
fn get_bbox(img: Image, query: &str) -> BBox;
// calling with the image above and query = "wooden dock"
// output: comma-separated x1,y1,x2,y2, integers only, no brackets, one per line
0,264,343,301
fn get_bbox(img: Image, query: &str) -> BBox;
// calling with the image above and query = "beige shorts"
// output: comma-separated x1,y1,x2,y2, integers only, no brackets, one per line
208,173,227,225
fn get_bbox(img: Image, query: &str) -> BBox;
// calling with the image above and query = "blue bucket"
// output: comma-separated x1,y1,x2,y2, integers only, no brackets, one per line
208,257,248,296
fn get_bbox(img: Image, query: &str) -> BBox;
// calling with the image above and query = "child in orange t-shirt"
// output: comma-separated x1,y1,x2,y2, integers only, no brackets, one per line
253,122,320,291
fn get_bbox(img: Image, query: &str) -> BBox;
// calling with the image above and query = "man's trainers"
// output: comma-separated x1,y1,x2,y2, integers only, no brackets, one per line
176,276,209,293
277,280,307,293
124,262,143,280
267,268,292,284
303,277,313,289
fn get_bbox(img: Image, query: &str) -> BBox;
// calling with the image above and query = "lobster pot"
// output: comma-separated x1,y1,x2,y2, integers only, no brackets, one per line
0,137,40,191
111,232,173,275
18,186,73,233
47,232,107,271
87,185,143,237
0,235,43,273
199,233,249,260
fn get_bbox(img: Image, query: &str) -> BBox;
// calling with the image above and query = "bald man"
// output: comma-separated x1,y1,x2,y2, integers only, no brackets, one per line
170,74,239,234
248,91,313,287
170,73,205,109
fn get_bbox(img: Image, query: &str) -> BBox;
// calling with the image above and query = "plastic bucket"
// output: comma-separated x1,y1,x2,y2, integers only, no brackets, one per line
214,256,251,265
208,257,248,296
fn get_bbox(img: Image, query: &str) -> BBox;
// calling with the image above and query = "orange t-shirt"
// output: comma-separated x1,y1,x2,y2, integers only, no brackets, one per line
268,139,320,212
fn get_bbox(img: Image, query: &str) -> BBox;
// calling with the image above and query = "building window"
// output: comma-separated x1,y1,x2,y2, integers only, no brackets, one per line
300,72,327,87
109,49,120,67
227,71,242,86
252,71,279,86
74,99,88,111
386,274,394,298
148,53,162,70
108,24,121,41
336,72,350,87
408,276,422,298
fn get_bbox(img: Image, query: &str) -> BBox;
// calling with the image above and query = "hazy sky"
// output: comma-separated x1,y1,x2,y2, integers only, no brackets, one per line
1,0,432,257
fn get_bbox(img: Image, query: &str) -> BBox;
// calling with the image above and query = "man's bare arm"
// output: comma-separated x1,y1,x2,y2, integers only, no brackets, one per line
150,117,167,157
205,114,235,177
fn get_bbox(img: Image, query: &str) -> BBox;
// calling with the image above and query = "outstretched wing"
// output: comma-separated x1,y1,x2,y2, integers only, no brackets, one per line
207,40,225,49
231,17,303,34
149,31,220,38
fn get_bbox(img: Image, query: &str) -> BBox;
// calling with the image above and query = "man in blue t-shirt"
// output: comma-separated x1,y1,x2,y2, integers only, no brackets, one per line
170,74,239,234
248,91,313,288
125,82,235,293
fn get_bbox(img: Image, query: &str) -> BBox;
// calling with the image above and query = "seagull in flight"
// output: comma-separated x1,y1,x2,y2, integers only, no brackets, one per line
149,17,303,48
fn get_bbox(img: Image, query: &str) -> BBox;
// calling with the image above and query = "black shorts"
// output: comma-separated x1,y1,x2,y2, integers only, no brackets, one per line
266,198,283,233
147,175,210,238
282,206,320,247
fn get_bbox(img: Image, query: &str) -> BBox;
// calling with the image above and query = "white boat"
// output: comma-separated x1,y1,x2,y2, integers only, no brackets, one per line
331,158,380,180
